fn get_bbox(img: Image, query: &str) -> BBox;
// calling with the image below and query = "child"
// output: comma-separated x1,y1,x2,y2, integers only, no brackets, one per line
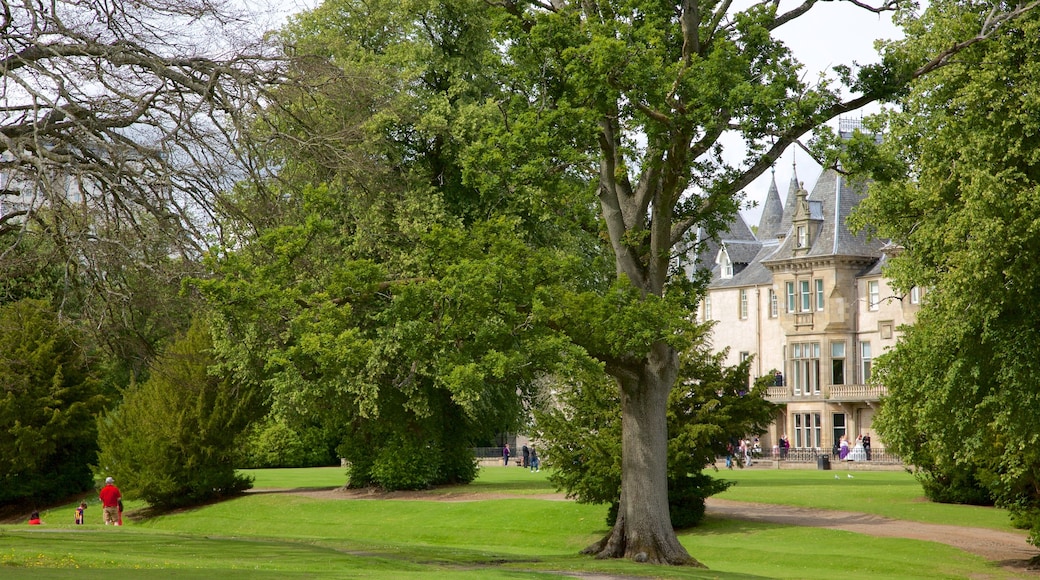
28,511,42,525
75,502,87,525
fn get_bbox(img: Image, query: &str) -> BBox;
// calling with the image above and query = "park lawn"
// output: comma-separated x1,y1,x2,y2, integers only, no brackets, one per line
714,468,1014,531
242,464,562,496
0,466,1030,579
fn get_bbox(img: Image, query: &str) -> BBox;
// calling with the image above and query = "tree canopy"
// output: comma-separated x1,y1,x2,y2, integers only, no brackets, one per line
851,2,1040,546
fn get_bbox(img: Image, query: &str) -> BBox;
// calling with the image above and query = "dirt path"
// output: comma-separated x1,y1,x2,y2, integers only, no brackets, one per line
264,486,1040,574
706,497,1038,573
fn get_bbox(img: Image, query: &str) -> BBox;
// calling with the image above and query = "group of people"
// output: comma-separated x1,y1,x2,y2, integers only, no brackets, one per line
26,476,123,526
838,434,872,461
502,443,540,471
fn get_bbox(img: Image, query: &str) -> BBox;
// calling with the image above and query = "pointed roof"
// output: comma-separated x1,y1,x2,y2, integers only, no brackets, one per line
756,171,785,240
762,168,884,263
777,169,801,237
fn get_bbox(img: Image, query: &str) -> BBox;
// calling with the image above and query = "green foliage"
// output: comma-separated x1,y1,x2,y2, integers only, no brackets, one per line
916,464,994,507
856,6,1040,545
0,299,106,504
94,318,262,508
238,416,340,468
535,342,775,528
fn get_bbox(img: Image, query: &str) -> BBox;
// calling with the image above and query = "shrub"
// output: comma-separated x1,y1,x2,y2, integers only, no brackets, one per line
94,318,263,508
0,299,106,505
239,417,340,468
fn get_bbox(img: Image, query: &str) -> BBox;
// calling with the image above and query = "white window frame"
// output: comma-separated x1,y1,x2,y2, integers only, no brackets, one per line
815,279,825,311
800,280,811,312
868,280,880,311
786,282,795,313
704,295,712,320
769,289,778,318
791,341,821,395
739,289,748,320
861,341,872,383
910,286,920,304
797,225,808,248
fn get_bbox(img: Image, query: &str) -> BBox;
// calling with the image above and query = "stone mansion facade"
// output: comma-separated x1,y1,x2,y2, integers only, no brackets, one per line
684,166,921,457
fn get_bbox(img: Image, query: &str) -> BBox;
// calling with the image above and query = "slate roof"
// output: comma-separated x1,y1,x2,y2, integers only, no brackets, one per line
762,168,884,264
691,167,887,290
680,210,758,280
756,174,785,240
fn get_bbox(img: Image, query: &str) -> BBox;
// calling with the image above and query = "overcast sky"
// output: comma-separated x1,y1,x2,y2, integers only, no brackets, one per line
738,2,903,227
260,0,903,229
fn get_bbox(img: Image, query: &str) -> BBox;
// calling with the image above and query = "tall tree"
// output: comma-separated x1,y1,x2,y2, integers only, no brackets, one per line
481,0,1038,565
94,317,261,508
0,0,282,373
0,299,106,505
850,3,1040,546
198,0,602,490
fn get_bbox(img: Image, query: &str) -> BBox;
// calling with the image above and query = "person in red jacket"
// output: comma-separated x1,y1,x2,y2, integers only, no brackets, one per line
28,511,42,525
98,477,122,526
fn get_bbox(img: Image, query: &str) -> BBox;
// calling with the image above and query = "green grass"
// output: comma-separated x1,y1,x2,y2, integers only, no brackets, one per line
0,466,1031,579
714,468,1013,530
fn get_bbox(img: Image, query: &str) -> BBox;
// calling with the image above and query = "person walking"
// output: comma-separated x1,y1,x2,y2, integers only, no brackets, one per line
529,446,540,472
522,444,530,468
502,443,510,466
99,477,122,526
863,433,872,460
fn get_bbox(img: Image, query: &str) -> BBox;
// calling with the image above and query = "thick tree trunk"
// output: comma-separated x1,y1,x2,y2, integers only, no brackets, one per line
583,342,704,567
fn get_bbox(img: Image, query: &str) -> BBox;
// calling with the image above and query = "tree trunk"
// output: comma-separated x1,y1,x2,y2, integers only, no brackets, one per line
583,341,704,567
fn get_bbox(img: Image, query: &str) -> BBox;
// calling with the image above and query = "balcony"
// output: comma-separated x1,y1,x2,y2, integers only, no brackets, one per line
765,384,887,404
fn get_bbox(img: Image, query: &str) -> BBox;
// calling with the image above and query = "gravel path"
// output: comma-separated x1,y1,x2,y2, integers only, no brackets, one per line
705,497,1039,574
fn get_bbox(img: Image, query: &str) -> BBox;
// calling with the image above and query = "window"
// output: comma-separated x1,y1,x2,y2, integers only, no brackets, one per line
769,289,778,318
786,282,795,313
910,286,920,304
831,342,845,385
791,342,821,395
800,280,811,312
722,255,733,278
797,225,808,248
815,279,825,311
704,295,712,320
794,414,803,448
739,351,750,362
833,413,847,450
739,289,748,320
868,280,880,311
795,412,821,448
861,341,872,382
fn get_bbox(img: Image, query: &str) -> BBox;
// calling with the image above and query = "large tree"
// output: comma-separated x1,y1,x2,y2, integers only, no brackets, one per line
198,0,602,490
0,0,282,374
850,3,1040,546
479,0,1039,565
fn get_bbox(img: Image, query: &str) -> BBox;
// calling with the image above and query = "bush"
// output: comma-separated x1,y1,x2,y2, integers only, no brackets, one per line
0,299,106,505
94,318,263,508
339,398,478,491
239,417,340,468
916,464,994,506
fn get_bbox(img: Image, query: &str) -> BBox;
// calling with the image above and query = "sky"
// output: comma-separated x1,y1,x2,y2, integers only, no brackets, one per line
259,0,904,228
737,1,904,227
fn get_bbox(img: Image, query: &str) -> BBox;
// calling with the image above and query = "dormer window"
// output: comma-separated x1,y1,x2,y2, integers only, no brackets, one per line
797,225,808,248
717,249,734,279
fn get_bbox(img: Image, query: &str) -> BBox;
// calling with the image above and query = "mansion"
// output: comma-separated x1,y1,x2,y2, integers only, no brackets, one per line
684,166,921,457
